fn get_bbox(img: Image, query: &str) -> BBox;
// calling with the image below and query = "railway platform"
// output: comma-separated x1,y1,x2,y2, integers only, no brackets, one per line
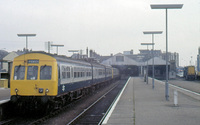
102,77,200,125
0,88,10,104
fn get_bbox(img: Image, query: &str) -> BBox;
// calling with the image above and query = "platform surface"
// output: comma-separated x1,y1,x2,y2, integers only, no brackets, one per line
103,77,200,125
0,88,10,102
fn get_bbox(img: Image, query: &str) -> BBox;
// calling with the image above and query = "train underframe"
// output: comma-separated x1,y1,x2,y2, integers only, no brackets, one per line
10,77,119,115
185,75,195,80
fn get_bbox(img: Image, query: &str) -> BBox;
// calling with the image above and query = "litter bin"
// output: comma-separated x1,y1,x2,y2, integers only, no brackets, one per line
0,79,8,88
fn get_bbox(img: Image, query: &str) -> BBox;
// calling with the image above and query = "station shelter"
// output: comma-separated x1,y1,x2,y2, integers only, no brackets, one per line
101,53,170,80
144,57,170,80
101,53,139,77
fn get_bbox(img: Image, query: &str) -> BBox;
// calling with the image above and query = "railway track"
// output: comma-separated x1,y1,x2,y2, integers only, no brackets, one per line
67,79,126,125
0,98,85,125
0,79,125,125
0,118,16,125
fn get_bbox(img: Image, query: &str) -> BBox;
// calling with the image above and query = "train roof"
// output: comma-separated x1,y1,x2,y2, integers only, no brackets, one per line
23,51,90,66
22,51,112,68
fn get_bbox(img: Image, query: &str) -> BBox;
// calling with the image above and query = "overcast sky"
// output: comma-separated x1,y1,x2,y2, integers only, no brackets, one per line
0,0,200,66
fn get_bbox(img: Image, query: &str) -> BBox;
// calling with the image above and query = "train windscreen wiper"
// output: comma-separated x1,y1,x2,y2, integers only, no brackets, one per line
40,65,47,71
16,65,21,72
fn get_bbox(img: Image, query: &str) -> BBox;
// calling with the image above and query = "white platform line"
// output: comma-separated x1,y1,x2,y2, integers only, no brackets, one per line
102,77,131,124
0,99,10,104
169,84,200,96
154,78,200,96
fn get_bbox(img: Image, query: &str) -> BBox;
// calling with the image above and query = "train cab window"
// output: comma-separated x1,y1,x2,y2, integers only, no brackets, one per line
27,66,38,80
40,66,52,80
14,65,25,80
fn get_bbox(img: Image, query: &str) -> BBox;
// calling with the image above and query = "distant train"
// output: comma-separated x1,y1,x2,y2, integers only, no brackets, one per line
183,66,195,80
10,52,119,112
196,71,200,80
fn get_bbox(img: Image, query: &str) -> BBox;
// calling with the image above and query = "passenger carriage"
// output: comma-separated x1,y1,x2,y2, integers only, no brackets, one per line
10,52,119,110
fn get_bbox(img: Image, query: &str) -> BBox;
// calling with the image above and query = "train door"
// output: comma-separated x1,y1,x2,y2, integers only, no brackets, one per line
57,64,61,85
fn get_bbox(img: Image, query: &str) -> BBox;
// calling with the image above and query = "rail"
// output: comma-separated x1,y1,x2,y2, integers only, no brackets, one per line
66,81,120,125
99,77,131,125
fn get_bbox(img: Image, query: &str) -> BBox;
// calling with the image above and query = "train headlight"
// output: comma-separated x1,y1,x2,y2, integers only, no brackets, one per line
45,89,49,93
15,88,18,93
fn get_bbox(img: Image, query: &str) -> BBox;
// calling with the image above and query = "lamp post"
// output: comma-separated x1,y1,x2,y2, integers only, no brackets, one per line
68,50,79,59
151,4,183,100
141,43,155,85
68,50,79,55
51,44,64,55
17,34,36,51
143,31,162,89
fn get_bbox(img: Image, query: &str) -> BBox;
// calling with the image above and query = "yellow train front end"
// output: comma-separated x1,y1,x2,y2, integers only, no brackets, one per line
10,53,58,107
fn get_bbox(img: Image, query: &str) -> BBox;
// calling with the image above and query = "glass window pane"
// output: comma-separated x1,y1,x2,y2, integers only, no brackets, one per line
27,66,38,80
61,66,71,79
40,66,52,80
14,66,25,80
67,72,70,78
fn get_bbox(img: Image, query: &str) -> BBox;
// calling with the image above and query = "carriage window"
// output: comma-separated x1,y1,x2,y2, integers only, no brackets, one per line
27,66,38,80
14,65,25,80
61,66,70,79
40,66,52,80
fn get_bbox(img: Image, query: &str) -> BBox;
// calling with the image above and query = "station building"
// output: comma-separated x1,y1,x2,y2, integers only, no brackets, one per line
101,50,178,80
101,53,139,77
0,50,25,88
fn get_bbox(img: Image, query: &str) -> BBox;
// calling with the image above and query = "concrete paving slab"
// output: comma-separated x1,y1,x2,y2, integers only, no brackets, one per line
103,77,200,125
0,88,10,101
135,77,200,125
103,77,134,125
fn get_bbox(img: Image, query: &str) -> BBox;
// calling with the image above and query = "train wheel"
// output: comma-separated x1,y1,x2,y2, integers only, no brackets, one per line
44,103,51,114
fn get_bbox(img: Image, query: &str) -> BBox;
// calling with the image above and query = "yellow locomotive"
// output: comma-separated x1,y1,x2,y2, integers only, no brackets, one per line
10,52,119,111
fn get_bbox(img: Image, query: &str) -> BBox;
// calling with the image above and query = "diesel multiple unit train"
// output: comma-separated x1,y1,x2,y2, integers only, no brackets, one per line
10,52,119,111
